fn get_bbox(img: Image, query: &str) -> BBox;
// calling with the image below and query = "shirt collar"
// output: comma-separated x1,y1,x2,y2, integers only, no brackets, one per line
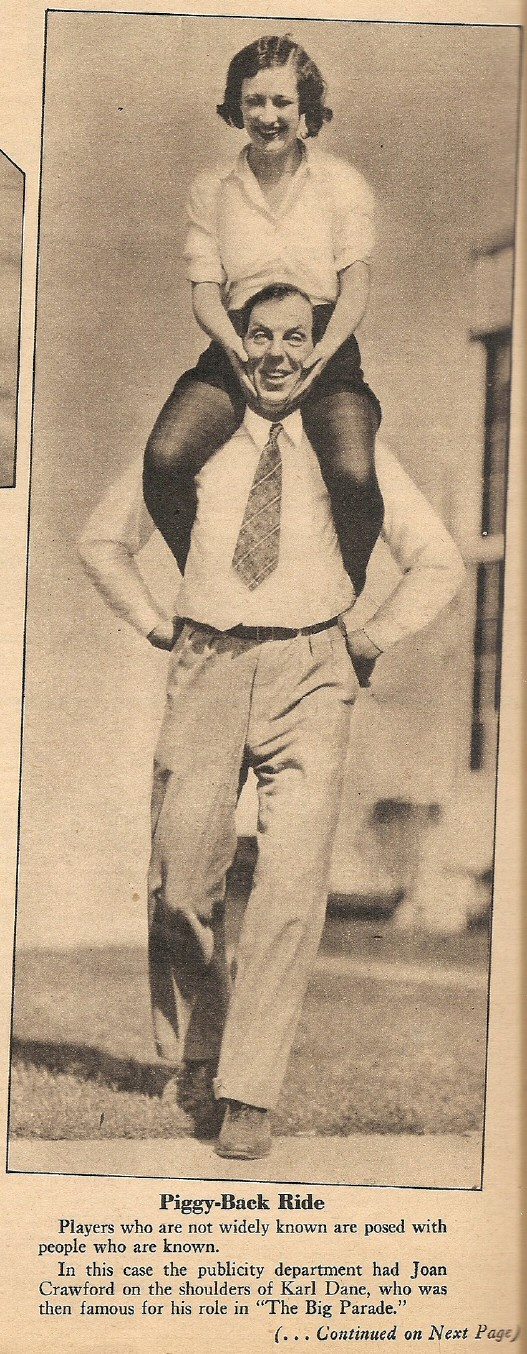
243,405,304,451
216,141,315,184
231,142,310,213
234,140,310,172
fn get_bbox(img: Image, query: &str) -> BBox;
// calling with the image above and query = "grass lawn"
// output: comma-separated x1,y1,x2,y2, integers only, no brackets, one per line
10,916,489,1141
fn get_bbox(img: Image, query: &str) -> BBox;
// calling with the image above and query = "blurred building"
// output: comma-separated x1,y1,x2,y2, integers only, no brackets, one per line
464,238,512,782
334,238,514,929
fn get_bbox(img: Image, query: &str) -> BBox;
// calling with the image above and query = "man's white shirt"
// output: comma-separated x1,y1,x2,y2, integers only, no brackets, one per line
78,410,465,652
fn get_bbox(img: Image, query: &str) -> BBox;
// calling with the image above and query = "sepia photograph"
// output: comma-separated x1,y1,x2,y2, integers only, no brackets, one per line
7,12,522,1188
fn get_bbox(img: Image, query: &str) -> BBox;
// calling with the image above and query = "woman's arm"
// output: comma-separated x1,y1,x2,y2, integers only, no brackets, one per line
314,260,370,360
302,260,370,372
192,282,256,400
192,282,247,361
284,261,370,404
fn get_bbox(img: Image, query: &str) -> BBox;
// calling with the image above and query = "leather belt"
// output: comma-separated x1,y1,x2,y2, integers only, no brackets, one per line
225,617,339,643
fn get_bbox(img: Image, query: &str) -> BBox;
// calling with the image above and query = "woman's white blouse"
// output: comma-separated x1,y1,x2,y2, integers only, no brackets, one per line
183,142,376,310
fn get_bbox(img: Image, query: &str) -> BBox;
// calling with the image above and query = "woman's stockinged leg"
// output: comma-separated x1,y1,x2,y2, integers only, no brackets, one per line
143,376,244,574
302,389,384,597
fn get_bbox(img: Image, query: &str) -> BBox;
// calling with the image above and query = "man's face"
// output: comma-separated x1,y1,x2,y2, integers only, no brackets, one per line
243,293,314,415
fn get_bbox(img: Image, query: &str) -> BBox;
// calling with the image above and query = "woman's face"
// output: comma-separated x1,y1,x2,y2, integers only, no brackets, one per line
240,62,302,158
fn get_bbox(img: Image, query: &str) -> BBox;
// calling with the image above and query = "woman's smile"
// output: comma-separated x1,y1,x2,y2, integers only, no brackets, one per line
241,63,302,160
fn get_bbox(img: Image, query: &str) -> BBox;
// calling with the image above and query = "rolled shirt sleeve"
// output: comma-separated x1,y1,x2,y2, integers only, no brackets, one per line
329,159,376,272
183,171,226,287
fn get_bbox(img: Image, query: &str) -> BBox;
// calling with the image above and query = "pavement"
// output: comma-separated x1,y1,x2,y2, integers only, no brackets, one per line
8,1132,482,1190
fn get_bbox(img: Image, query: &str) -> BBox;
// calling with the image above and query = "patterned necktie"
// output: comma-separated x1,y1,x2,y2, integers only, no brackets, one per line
232,422,283,590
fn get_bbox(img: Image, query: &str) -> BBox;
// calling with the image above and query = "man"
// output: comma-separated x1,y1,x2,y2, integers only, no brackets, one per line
79,284,465,1160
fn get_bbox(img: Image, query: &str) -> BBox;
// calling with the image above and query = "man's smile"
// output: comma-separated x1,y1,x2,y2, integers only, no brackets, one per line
260,366,293,385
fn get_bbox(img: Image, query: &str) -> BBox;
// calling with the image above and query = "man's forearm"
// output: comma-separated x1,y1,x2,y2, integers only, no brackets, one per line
350,445,467,655
340,549,466,656
361,556,465,653
78,538,170,640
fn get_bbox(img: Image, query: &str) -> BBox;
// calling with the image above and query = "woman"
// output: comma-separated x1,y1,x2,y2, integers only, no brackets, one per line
143,34,383,596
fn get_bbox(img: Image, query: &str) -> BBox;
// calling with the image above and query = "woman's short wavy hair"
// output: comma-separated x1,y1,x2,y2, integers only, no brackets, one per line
216,35,333,138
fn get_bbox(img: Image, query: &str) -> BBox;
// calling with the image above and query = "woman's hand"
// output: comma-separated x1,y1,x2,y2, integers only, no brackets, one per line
191,282,258,402
281,261,369,410
282,340,331,408
225,342,259,403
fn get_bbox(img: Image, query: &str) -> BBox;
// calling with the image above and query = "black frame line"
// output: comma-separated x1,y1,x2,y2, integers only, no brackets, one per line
5,7,524,1189
44,8,524,31
6,1164,483,1192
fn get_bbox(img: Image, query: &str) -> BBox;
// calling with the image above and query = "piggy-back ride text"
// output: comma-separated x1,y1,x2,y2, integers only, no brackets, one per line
35,1194,520,1345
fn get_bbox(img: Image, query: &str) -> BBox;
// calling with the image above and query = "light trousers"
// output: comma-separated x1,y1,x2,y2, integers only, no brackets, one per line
147,620,357,1109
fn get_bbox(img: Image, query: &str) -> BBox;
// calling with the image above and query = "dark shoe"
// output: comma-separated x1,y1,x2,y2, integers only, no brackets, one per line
215,1100,271,1160
174,1061,223,1139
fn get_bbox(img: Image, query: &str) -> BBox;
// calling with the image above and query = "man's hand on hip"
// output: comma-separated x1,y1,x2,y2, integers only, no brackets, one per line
344,627,382,662
147,617,179,651
339,621,382,687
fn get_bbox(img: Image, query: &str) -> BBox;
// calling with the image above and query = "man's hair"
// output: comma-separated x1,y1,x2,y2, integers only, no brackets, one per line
233,283,313,338
216,35,333,139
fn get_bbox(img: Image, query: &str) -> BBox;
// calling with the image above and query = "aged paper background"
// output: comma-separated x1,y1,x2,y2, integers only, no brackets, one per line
0,0,523,1350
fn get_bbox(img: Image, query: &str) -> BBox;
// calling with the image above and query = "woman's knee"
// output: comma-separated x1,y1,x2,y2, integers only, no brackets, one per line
144,389,202,476
145,380,242,478
327,395,377,483
303,392,378,485
144,421,180,476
